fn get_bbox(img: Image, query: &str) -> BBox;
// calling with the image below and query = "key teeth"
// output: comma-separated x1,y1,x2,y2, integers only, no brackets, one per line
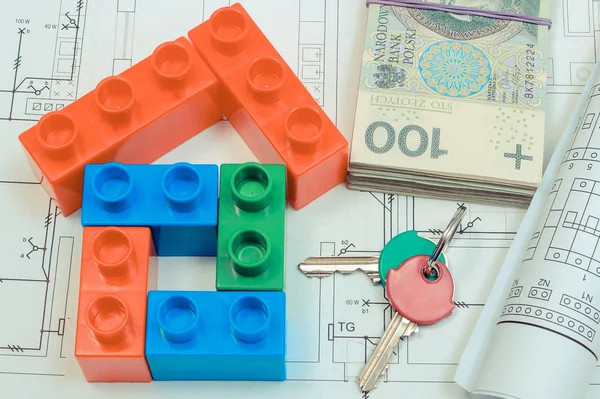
301,272,326,278
369,274,381,285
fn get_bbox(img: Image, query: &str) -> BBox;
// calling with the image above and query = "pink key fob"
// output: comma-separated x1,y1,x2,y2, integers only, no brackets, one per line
385,254,455,325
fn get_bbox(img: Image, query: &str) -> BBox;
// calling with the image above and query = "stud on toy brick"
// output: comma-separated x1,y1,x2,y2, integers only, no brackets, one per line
19,37,222,216
85,295,131,345
229,295,272,344
188,4,348,210
152,41,193,84
144,290,286,381
247,57,285,104
231,161,273,212
209,8,249,55
91,227,136,279
161,162,205,213
95,76,135,122
285,107,323,153
92,163,134,213
228,229,272,278
216,162,286,291
36,112,78,159
82,162,218,257
157,295,201,344
75,226,157,382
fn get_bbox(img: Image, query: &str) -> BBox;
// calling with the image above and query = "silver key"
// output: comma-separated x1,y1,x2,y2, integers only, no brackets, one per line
359,314,418,392
358,256,455,392
297,256,381,284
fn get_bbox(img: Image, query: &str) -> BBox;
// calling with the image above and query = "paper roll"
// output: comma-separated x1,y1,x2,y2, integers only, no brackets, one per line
456,59,600,399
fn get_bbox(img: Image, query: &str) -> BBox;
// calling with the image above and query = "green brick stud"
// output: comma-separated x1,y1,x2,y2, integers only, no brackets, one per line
216,162,286,291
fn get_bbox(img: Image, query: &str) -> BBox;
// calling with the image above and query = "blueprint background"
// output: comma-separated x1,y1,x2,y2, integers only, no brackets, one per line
1,0,600,398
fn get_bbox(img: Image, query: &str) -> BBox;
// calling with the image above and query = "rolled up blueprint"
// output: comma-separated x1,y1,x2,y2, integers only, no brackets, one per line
455,59,600,399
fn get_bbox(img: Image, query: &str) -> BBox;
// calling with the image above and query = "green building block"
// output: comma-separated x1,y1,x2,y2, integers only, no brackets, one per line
216,162,286,291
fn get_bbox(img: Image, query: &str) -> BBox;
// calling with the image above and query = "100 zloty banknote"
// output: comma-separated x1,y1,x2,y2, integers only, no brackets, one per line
351,0,550,187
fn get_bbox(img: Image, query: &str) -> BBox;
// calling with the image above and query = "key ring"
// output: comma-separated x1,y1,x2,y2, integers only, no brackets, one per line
424,205,466,278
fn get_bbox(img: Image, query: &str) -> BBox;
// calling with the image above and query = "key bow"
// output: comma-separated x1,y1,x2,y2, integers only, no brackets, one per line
386,254,455,325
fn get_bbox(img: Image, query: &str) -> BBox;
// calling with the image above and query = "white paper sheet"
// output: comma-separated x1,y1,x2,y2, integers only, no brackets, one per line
1,1,600,399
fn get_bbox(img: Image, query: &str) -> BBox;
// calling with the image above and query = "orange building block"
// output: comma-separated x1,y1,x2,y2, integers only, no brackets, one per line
19,37,222,216
75,226,157,382
187,4,348,210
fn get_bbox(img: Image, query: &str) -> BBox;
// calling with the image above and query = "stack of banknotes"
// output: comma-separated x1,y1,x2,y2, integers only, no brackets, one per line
348,0,551,208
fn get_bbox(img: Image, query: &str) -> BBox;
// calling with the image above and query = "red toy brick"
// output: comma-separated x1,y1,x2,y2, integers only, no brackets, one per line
19,37,222,216
75,226,157,382
188,3,348,209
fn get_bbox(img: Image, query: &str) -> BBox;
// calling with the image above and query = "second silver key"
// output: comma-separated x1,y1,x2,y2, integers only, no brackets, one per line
359,313,418,391
359,255,456,392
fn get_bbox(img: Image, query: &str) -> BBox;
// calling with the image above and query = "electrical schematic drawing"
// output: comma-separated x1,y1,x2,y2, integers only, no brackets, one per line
0,194,75,376
0,0,86,375
297,0,338,123
0,0,86,121
526,87,600,274
112,0,137,75
499,174,600,357
544,178,600,275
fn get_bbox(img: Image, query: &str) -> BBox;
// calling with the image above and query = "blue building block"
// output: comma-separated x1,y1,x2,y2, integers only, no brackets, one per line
82,162,218,256
145,290,286,381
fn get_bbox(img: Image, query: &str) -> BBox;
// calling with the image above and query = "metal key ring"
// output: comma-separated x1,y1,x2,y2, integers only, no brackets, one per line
425,205,466,277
